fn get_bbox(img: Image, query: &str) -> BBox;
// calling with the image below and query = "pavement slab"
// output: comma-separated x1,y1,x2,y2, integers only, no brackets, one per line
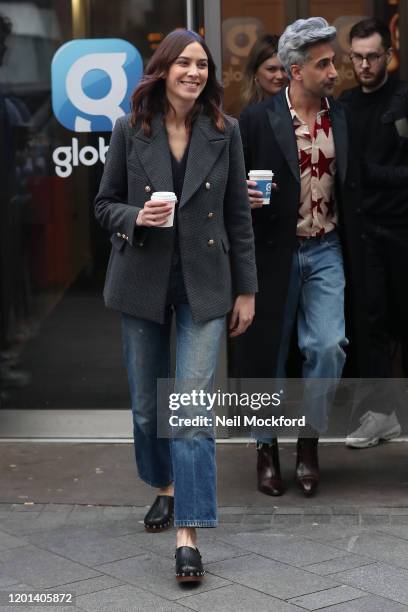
206,553,340,600
265,522,370,543
0,512,73,536
177,584,305,611
44,575,124,596
332,562,408,606
0,572,20,588
0,545,100,589
75,583,191,611
217,531,346,566
316,595,408,611
0,529,28,551
287,585,366,610
89,515,147,538
331,531,408,569
372,524,408,540
303,555,375,576
26,526,145,566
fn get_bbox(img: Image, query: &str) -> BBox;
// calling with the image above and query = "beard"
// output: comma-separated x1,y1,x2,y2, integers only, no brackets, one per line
356,63,388,90
320,80,336,96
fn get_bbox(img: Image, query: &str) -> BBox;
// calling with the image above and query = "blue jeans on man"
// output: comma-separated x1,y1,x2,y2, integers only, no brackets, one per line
259,229,348,440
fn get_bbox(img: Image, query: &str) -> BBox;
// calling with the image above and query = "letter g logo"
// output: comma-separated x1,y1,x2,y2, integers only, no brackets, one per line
51,39,142,132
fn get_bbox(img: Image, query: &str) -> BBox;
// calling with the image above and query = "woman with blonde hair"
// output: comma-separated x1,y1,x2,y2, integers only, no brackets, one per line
241,34,288,106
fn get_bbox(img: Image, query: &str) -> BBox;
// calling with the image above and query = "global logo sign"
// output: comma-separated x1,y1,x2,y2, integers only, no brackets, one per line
51,38,143,132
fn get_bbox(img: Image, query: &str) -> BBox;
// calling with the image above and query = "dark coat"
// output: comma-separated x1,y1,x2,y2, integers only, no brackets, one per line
230,89,368,377
94,113,257,324
339,80,408,229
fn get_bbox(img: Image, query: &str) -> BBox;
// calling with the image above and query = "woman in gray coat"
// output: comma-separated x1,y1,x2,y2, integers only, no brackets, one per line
95,29,257,583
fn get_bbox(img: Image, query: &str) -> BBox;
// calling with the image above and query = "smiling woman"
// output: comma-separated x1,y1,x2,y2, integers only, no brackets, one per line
94,28,257,586
165,42,208,105
129,29,225,135
241,34,288,107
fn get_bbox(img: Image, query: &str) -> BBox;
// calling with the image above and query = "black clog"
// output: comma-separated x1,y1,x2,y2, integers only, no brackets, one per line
144,495,174,532
175,546,205,582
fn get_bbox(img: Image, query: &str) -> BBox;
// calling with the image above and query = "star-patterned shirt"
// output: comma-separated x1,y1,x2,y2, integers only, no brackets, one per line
285,87,338,237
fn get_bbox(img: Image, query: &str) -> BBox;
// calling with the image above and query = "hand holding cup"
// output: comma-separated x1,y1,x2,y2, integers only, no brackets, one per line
136,192,177,227
247,180,264,209
247,170,275,209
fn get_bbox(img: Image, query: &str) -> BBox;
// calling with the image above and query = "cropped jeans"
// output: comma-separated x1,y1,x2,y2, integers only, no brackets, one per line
258,230,348,440
121,305,225,528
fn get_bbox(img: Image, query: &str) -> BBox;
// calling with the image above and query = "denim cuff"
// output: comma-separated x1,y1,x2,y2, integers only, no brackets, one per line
139,474,173,489
174,520,217,528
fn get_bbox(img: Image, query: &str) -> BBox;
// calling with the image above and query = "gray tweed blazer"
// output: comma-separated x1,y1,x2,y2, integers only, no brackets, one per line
94,113,258,324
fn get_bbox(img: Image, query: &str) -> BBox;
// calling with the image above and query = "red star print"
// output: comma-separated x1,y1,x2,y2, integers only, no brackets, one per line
317,114,331,138
317,149,334,179
299,149,311,173
312,197,324,214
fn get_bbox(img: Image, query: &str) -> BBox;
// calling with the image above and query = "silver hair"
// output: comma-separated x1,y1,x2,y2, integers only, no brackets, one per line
278,17,337,78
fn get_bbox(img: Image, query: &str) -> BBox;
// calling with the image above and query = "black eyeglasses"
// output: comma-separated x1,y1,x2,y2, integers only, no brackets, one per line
349,52,386,66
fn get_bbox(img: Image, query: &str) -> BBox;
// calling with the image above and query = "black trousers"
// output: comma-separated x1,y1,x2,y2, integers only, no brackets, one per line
364,226,408,385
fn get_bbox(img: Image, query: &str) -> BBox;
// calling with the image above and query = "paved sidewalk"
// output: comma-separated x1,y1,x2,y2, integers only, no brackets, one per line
1,442,408,610
2,442,408,506
2,503,408,611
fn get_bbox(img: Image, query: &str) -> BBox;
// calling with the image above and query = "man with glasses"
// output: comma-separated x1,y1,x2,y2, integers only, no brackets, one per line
340,18,408,448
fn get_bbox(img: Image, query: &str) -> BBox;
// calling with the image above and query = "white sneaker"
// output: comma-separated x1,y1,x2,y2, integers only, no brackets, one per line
345,410,401,448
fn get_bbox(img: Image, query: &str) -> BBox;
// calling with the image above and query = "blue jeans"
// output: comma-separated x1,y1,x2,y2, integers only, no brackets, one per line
259,230,348,439
121,305,225,527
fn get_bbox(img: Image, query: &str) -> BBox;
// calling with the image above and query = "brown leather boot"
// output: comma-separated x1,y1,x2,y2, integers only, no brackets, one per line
257,440,284,496
295,437,319,497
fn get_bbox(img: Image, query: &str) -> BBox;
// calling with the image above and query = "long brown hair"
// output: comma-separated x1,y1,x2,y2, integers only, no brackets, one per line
241,34,280,106
130,29,225,135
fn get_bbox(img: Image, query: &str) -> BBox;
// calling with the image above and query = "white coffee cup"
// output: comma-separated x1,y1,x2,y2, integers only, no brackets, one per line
248,170,274,205
151,191,177,227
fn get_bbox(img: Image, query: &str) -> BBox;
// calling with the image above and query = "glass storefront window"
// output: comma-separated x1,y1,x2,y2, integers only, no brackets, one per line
220,0,286,116
219,0,401,115
0,0,187,412
308,0,400,95
90,0,186,56
0,0,405,423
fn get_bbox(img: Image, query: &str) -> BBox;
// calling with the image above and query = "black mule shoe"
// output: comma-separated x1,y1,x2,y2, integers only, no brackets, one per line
175,546,205,582
144,495,174,532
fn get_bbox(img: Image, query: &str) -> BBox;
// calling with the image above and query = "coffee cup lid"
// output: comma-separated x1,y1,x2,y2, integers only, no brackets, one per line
248,170,274,177
151,191,177,201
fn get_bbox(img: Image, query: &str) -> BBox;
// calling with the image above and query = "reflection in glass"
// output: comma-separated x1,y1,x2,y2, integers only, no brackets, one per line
0,1,186,411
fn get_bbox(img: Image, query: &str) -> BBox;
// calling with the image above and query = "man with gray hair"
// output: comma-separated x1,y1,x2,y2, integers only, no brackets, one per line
235,18,368,497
